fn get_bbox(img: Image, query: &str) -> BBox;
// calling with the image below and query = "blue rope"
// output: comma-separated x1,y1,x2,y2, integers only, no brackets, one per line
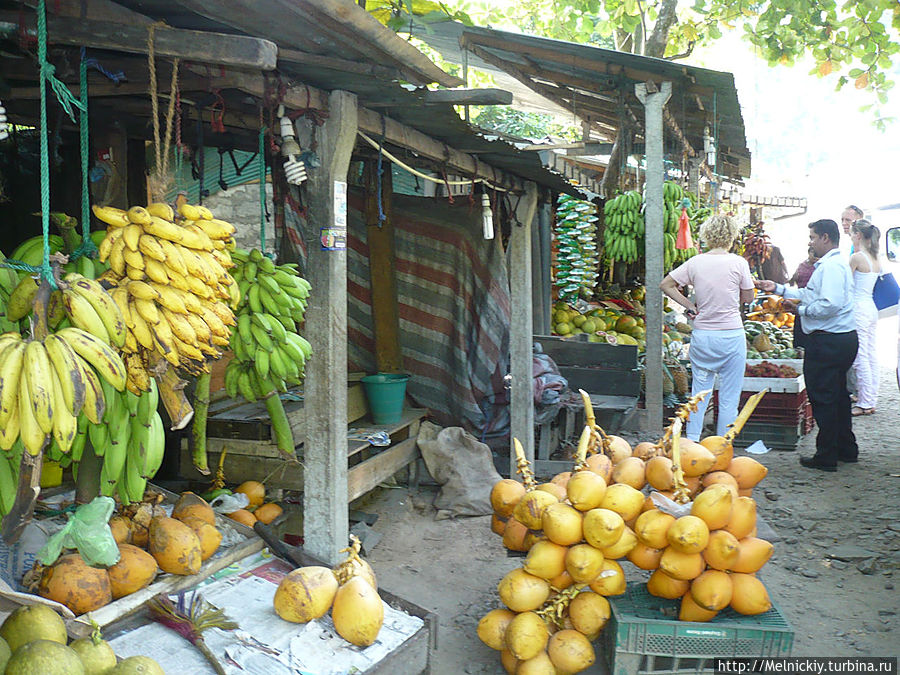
84,58,126,84
376,144,386,227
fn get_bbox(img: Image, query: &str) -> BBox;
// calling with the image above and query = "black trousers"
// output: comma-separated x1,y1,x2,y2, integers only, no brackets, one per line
803,330,859,464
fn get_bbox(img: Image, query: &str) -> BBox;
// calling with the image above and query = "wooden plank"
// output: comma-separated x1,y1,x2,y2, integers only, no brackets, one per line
279,47,400,80
534,335,638,369
366,628,430,674
364,160,403,373
38,15,278,70
347,437,419,502
301,89,357,565
557,366,641,397
422,88,513,106
509,183,539,473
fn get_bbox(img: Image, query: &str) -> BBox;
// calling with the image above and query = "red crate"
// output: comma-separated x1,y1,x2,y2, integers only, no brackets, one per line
714,390,813,428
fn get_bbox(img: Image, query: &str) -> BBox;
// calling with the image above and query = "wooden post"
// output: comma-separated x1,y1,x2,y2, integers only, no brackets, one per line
509,182,539,475
532,200,552,335
636,82,671,432
363,160,403,373
301,90,358,565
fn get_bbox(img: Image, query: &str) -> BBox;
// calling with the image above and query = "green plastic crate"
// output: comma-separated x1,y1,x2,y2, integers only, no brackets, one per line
602,583,794,675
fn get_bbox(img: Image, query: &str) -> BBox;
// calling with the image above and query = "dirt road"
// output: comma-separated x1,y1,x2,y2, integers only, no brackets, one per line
363,362,900,673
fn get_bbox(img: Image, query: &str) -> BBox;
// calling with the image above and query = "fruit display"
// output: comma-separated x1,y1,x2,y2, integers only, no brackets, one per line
274,534,384,647
745,362,799,378
0,605,163,674
224,248,312,456
744,320,797,359
482,391,775,670
554,195,600,303
746,295,795,330
93,201,238,397
740,222,770,272
550,291,646,348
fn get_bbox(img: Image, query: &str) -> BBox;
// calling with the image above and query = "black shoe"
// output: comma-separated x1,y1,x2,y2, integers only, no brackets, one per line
838,456,859,463
799,456,837,472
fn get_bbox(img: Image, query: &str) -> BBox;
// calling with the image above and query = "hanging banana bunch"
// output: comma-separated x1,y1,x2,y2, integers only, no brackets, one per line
93,202,238,400
224,248,312,457
603,190,643,266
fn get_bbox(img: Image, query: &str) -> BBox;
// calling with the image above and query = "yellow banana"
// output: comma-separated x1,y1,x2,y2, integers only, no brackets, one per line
127,206,152,226
133,298,161,326
184,224,215,251
197,251,229,282
197,205,214,221
124,327,138,354
55,327,127,392
18,370,47,455
184,312,212,343
177,202,204,221
147,202,175,222
179,249,211,283
180,290,204,315
92,204,130,228
66,274,127,348
0,341,27,427
197,218,236,240
152,319,180,366
196,341,220,359
166,269,192,293
144,216,184,243
125,352,150,392
209,301,236,327
125,265,145,281
138,234,167,262
210,248,234,269
23,340,55,434
110,287,133,329
150,284,188,314
130,308,155,350
0,395,19,450
212,239,226,251
127,280,161,302
162,309,197,344
109,236,128,276
43,334,86,416
186,276,213,299
122,224,143,252
50,368,77,453
144,258,170,285
172,335,204,362
178,228,212,251
79,359,106,424
159,239,188,276
199,306,228,338
62,289,110,343
98,227,125,262
123,248,145,272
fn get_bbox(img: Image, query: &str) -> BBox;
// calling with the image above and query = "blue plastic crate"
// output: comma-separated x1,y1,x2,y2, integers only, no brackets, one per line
602,583,794,675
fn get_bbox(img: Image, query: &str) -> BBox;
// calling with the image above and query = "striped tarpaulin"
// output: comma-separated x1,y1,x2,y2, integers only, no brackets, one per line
347,189,511,432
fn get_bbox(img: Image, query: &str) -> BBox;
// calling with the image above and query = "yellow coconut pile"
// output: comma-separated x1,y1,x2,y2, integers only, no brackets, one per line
481,391,774,673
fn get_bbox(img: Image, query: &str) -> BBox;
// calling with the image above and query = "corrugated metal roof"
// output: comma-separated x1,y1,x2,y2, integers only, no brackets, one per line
416,22,751,180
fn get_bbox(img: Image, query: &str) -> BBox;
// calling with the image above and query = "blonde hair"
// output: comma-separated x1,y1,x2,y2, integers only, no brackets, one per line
699,214,741,250
851,218,879,259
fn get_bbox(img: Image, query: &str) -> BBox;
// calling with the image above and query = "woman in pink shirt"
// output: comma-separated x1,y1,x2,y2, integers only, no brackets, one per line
660,215,755,440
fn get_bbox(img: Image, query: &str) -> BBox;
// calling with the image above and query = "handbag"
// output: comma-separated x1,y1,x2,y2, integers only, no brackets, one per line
872,271,900,317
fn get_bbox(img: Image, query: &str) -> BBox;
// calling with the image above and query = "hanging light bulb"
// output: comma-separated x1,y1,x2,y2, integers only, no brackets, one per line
278,105,307,185
0,100,9,141
481,192,494,240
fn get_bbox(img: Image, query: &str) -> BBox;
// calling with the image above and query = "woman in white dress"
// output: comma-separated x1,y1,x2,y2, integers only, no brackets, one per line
848,219,881,416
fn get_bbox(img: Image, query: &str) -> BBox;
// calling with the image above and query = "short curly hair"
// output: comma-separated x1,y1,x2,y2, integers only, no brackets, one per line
699,214,741,250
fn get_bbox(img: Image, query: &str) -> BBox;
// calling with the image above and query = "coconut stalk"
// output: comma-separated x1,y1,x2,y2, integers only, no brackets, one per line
536,583,586,629
147,592,237,675
724,388,768,442
262,391,295,460
654,389,711,457
190,372,211,475
572,425,591,472
578,389,609,455
513,438,537,491
669,417,691,504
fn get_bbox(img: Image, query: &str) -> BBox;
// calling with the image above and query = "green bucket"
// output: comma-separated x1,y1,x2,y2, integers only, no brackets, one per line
361,373,410,425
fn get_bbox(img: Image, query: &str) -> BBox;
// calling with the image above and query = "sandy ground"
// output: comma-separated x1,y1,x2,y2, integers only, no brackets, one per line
360,324,900,674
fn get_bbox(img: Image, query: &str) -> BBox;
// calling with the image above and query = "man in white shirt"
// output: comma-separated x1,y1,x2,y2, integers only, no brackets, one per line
756,219,858,472
840,204,864,256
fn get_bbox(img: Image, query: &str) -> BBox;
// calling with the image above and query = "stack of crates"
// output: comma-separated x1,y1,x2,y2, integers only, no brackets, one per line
713,390,813,450
602,584,794,675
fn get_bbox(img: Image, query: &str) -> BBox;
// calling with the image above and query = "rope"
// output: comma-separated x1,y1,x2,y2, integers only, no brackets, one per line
376,117,386,226
258,126,270,255
73,47,97,260
83,58,125,83
147,22,178,201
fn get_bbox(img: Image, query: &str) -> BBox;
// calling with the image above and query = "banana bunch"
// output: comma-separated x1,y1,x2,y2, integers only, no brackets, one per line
554,195,600,303
663,181,702,271
0,249,22,333
94,202,238,393
225,248,312,401
603,190,643,265
0,325,127,456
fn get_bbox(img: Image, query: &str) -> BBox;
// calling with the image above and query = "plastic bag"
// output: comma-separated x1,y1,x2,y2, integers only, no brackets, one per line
209,492,250,515
37,497,120,567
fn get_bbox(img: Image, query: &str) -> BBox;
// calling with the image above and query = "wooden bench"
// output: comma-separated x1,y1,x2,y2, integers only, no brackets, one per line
532,335,640,475
179,382,427,499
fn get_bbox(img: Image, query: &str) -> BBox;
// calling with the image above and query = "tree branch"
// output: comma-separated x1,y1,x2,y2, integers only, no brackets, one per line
645,0,679,58
666,40,696,61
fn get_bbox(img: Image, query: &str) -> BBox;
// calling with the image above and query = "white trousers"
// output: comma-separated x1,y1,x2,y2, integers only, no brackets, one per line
853,314,878,409
687,328,746,440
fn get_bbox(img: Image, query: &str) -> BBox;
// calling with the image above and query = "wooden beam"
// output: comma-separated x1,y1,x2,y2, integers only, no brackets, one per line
363,160,403,374
279,47,400,80
21,0,151,25
300,0,463,88
509,182,539,473
22,15,279,70
301,89,358,565
422,88,513,106
8,77,211,99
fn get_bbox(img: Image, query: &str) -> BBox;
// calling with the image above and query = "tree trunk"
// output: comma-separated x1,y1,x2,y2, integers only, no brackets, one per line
600,127,627,197
645,0,679,58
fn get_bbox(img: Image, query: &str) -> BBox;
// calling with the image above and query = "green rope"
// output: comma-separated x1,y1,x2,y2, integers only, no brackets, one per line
36,0,59,289
73,47,97,261
259,126,268,254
